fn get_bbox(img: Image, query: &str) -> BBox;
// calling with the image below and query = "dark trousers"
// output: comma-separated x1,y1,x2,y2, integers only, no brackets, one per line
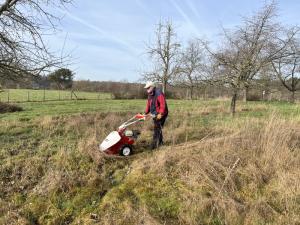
152,116,167,149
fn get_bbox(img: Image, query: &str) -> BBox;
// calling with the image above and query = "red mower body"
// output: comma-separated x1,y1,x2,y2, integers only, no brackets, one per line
99,114,145,156
102,129,135,155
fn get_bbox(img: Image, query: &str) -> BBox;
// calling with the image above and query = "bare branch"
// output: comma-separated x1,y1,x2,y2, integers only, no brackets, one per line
200,1,299,113
142,20,181,93
0,0,72,82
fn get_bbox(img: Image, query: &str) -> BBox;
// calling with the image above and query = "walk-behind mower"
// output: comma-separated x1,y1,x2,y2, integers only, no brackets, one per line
99,113,146,156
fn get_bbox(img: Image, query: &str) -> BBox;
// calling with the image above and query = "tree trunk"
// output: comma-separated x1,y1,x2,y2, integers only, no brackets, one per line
162,81,167,94
231,90,238,116
291,91,295,103
190,86,194,100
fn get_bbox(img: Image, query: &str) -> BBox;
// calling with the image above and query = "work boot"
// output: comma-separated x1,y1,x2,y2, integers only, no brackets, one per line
159,140,164,146
150,140,160,150
150,145,156,150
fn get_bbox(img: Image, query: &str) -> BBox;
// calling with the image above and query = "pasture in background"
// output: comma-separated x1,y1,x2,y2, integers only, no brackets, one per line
0,89,112,103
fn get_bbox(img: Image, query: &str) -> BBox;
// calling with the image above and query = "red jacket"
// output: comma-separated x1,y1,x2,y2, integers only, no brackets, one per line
145,89,168,116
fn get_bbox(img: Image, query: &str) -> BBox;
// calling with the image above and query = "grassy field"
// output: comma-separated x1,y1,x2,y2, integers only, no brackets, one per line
0,89,112,102
1,98,299,121
0,99,300,225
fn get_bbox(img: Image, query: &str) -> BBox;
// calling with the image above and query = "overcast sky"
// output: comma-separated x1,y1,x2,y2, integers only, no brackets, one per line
48,0,300,82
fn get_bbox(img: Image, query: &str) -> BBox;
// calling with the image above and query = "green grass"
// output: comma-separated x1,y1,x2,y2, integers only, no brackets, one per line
1,98,299,121
0,89,112,102
0,99,145,120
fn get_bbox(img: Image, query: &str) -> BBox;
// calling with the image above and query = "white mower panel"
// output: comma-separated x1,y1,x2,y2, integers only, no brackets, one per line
99,131,121,151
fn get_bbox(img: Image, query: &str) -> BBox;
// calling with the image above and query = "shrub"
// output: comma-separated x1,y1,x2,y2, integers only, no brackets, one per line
0,102,23,113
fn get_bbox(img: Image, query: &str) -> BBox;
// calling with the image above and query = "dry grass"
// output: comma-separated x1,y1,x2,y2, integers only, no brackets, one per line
0,102,299,225
94,114,300,225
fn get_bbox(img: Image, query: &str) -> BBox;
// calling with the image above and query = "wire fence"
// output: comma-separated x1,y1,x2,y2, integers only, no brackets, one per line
0,89,112,103
1,88,299,103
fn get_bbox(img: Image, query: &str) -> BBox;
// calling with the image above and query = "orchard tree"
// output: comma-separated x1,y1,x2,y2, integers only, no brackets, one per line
143,20,181,94
272,37,300,103
202,2,298,115
177,39,206,99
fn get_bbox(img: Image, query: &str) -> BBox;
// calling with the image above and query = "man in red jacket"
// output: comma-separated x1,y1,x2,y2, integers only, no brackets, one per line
144,81,168,149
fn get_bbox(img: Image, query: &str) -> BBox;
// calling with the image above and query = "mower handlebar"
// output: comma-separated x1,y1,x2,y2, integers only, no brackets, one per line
118,113,147,130
136,113,158,119
134,113,147,120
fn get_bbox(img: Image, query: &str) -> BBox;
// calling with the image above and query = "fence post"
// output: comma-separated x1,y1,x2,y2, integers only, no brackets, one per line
43,88,46,101
7,89,9,103
27,91,30,102
70,91,72,100
59,91,61,100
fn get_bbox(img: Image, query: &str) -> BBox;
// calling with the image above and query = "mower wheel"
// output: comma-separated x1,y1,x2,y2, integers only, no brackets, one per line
120,145,133,156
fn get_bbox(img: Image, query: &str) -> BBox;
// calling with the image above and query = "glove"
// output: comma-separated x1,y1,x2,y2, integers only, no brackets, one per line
156,114,162,120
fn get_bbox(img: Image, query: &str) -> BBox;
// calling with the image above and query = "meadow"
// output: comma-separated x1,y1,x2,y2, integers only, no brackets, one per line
0,98,299,225
0,89,112,103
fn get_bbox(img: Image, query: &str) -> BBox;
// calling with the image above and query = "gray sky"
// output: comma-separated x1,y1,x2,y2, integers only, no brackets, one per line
47,0,300,82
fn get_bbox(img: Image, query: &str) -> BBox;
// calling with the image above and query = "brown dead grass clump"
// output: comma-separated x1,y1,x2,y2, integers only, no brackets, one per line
0,102,23,113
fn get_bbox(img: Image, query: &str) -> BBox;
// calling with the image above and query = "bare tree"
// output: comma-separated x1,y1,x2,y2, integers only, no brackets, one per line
272,37,300,102
0,0,71,83
176,39,206,99
202,2,298,115
143,20,181,94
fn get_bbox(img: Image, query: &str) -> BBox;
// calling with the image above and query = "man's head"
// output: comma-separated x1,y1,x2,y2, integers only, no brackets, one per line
144,81,156,95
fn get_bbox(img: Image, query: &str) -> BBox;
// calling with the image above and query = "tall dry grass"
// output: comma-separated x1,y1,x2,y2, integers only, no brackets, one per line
1,104,299,225
94,114,300,225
